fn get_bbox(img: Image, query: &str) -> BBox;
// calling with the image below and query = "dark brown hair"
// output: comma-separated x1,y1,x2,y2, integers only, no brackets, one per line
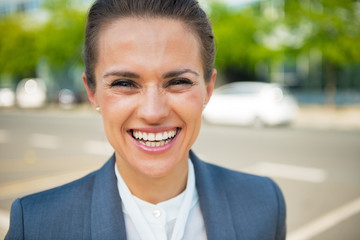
84,0,215,91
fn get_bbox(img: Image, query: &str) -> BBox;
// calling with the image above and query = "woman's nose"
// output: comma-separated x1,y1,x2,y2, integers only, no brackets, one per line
137,88,169,124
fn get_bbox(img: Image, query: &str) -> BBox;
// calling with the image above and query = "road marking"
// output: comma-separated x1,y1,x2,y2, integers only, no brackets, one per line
288,196,360,240
0,129,9,143
83,140,113,156
29,134,60,149
0,209,9,233
0,168,98,201
243,162,327,183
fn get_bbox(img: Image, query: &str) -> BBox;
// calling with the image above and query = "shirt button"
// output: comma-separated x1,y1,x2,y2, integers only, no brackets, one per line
152,209,161,218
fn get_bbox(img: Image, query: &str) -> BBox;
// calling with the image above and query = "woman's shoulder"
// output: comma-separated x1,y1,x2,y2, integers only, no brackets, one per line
204,160,281,190
193,155,285,208
193,155,286,238
19,168,98,209
18,157,115,209
193,154,277,187
5,157,118,239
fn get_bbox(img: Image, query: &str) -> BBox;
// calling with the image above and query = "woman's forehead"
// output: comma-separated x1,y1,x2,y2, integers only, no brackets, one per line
100,17,196,45
95,17,203,75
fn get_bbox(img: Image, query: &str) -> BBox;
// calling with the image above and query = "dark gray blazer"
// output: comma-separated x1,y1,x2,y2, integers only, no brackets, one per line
6,151,286,239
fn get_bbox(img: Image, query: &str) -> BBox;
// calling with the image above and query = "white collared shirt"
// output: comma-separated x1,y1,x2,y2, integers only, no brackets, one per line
115,159,207,240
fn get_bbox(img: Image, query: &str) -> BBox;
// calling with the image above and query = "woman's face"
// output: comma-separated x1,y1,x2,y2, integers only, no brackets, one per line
83,17,216,179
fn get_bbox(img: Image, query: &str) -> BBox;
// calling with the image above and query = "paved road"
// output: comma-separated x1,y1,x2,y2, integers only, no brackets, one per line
0,109,359,239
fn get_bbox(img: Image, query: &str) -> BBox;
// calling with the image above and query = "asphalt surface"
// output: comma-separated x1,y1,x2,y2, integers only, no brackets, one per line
0,107,359,239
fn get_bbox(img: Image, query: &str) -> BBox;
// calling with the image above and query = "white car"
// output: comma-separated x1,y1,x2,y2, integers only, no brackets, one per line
203,82,298,127
16,78,47,108
0,88,15,107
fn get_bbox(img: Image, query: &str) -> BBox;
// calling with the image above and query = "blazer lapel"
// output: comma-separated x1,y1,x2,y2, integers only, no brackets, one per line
89,151,237,240
90,154,127,240
190,150,237,240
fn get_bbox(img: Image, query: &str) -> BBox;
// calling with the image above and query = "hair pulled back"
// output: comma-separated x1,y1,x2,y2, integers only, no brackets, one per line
84,0,215,91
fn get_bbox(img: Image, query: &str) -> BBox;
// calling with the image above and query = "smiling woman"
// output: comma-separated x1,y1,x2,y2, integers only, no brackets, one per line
85,17,213,196
6,1,286,240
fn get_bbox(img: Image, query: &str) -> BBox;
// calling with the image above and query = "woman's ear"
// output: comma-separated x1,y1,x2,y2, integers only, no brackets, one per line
205,69,217,104
82,72,98,108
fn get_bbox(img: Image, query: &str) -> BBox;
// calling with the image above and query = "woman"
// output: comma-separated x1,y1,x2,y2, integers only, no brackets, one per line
6,0,286,239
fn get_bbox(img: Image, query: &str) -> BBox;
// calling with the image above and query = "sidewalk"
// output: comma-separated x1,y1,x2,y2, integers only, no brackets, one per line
293,105,360,131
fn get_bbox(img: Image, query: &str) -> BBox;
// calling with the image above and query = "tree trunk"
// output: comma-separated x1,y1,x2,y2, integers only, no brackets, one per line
324,61,337,107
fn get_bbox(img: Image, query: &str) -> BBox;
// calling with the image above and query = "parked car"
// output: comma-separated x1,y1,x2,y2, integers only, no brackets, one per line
0,88,15,107
203,82,298,127
57,89,76,109
16,78,47,108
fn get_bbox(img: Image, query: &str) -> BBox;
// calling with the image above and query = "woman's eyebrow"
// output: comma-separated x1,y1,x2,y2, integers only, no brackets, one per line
103,71,140,79
163,69,199,79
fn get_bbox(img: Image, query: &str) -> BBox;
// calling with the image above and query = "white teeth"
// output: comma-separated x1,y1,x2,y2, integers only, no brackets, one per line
163,132,168,139
148,133,155,141
155,133,162,141
143,132,148,141
132,129,178,147
132,130,177,141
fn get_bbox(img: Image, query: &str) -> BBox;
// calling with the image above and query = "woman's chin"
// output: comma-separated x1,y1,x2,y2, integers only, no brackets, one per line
133,156,184,179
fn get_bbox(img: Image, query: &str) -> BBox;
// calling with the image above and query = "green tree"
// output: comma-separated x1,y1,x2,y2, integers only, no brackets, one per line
39,0,86,69
0,16,41,82
283,0,360,104
210,0,360,104
0,0,86,90
36,0,86,90
210,2,282,82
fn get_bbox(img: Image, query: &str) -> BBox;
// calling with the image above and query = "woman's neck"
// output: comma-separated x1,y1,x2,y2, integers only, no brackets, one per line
116,157,189,204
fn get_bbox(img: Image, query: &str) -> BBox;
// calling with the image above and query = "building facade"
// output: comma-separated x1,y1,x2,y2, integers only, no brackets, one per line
0,0,90,17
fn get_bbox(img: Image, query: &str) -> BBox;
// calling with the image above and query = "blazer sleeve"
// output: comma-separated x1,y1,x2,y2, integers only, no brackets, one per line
5,198,24,240
269,178,287,240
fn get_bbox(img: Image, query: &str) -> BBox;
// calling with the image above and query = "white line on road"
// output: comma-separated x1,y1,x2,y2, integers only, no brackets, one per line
0,209,9,234
0,168,98,201
243,162,327,183
288,196,360,240
0,129,9,143
29,134,60,149
83,140,113,156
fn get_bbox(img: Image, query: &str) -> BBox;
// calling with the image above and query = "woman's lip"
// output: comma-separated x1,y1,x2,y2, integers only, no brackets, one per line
128,128,181,154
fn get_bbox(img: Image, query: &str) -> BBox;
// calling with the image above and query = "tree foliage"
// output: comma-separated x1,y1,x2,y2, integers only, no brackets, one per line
210,0,360,90
1,0,359,94
0,16,40,78
284,0,360,65
39,0,86,68
210,2,280,81
0,0,86,85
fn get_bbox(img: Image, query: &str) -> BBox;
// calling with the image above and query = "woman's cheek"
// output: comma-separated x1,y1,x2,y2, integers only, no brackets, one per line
102,92,135,114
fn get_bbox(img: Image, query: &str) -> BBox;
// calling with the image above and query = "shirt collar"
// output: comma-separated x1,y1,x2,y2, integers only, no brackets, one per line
115,158,198,240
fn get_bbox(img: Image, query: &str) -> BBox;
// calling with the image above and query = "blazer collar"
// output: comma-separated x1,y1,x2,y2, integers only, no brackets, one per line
89,151,236,240
90,154,127,240
190,150,237,240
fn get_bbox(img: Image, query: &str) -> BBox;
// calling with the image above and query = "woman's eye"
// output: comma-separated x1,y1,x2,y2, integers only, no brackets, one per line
165,78,194,88
110,80,138,89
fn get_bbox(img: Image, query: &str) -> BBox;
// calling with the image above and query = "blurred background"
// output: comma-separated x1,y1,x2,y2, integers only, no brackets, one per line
0,0,359,239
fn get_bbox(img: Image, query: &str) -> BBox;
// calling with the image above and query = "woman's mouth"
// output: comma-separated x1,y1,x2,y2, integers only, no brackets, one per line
131,128,179,147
